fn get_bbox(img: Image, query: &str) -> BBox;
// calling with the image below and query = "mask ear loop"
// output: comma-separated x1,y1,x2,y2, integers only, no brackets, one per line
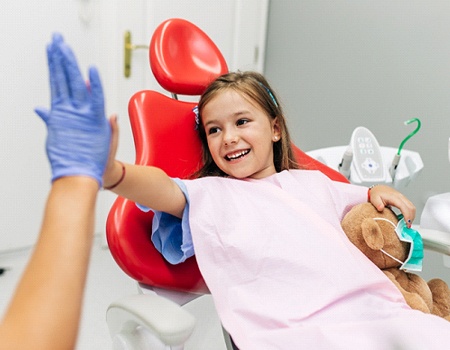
372,218,405,265
379,249,404,265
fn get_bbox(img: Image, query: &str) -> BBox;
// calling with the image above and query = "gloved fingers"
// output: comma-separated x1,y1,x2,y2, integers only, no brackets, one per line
48,36,69,106
51,32,64,45
58,41,88,104
88,66,105,118
34,107,50,124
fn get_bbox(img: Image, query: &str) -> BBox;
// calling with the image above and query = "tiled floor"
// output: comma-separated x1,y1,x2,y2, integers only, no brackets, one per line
0,237,226,349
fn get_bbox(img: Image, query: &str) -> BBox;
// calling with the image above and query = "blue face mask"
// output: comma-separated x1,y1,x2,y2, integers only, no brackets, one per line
373,216,424,272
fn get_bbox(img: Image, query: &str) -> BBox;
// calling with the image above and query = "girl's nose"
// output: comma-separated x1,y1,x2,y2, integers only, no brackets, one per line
223,130,238,145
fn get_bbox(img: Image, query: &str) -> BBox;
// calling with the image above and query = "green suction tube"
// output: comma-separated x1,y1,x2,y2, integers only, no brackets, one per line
390,118,421,180
397,118,421,156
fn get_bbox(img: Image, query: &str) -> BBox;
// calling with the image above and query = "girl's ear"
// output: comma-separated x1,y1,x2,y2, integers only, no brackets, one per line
272,117,281,141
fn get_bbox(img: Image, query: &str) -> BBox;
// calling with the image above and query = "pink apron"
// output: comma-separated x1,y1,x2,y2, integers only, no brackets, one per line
182,170,450,349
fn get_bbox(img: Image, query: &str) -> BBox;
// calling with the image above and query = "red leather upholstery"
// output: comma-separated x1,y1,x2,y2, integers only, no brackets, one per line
150,18,228,96
106,18,349,294
106,92,208,293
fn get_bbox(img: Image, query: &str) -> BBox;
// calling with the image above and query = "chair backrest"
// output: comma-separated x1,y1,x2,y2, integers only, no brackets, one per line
106,18,349,294
150,18,228,96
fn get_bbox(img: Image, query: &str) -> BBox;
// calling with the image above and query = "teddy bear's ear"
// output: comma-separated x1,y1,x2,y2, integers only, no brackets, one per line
361,218,384,250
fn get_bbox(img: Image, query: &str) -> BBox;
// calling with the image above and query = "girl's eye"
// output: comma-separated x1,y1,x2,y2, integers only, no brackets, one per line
208,127,219,135
237,119,249,126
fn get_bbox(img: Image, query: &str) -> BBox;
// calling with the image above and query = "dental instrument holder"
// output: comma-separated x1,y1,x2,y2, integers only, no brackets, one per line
306,127,424,189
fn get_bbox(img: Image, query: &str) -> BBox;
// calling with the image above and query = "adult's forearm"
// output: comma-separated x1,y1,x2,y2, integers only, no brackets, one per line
0,176,98,349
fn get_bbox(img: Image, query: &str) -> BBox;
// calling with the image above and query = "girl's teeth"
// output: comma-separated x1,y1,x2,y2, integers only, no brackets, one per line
227,150,249,160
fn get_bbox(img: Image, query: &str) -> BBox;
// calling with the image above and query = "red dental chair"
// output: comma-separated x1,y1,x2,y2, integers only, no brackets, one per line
105,18,349,350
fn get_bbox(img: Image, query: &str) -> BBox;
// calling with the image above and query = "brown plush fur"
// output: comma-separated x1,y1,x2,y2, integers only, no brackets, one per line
341,202,450,320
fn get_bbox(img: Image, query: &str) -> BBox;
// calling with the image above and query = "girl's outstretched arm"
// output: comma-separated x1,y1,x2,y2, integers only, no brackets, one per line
103,116,186,218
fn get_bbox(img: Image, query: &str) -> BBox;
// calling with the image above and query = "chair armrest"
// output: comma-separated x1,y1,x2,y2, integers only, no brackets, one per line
107,294,196,347
416,226,450,256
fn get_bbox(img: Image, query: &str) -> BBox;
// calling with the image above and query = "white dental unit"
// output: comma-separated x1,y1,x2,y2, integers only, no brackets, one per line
306,119,450,259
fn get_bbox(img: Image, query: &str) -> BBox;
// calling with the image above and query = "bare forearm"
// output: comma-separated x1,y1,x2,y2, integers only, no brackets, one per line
104,161,185,218
0,177,98,349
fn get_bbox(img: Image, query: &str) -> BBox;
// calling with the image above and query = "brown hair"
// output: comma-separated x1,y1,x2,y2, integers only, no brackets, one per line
194,71,299,178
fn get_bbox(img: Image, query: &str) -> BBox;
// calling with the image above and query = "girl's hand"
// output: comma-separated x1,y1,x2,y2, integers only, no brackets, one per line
368,184,416,227
102,115,122,188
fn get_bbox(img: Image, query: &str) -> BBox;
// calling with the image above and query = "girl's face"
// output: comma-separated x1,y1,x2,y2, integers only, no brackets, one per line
202,89,281,179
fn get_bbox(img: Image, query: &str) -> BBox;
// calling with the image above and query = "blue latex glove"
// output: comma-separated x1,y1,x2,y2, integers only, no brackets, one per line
35,33,111,187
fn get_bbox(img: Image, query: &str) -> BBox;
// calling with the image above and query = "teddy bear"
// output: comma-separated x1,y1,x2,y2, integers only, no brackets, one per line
341,202,450,321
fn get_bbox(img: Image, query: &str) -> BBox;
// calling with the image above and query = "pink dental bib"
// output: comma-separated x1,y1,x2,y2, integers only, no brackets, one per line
182,170,450,349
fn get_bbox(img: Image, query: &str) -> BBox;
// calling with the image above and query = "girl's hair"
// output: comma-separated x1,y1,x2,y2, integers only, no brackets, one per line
194,71,299,178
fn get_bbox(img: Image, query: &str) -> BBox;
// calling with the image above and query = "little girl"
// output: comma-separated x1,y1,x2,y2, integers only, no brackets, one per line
46,35,450,349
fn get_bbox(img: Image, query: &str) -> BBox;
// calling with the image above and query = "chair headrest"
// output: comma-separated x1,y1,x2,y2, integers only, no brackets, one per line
150,18,228,96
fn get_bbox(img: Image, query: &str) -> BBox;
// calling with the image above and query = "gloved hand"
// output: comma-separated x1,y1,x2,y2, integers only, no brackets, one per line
35,33,111,187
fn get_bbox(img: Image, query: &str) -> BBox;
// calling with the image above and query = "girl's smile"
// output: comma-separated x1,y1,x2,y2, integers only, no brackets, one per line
202,89,280,179
225,149,250,161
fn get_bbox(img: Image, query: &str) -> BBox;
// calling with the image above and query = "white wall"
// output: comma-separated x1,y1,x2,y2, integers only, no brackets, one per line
0,0,105,251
